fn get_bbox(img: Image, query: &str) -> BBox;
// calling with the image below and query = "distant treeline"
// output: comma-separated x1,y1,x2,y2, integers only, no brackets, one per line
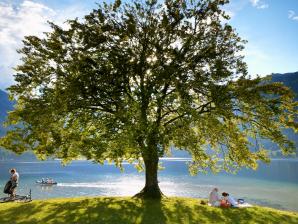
0,149,37,161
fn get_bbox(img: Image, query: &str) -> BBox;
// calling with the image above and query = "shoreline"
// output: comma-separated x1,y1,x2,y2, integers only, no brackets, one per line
0,159,297,212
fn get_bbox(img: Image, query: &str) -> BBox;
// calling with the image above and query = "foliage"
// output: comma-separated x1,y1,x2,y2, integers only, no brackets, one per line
0,0,297,196
0,197,297,224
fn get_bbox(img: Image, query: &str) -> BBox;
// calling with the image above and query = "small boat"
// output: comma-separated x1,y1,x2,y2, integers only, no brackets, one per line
36,178,57,185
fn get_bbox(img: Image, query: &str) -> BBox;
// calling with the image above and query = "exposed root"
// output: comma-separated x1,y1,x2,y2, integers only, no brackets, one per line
133,185,166,199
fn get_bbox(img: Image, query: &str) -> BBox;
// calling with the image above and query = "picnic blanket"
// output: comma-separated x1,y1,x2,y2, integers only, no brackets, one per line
237,203,253,208
207,202,253,208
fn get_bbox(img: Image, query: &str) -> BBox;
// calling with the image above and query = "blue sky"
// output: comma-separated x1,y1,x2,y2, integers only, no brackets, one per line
227,0,298,77
0,0,297,90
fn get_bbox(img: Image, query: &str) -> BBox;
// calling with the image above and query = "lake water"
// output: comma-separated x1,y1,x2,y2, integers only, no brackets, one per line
0,158,297,211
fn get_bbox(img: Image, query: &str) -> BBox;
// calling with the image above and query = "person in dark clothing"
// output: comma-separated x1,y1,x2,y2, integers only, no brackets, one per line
9,168,19,198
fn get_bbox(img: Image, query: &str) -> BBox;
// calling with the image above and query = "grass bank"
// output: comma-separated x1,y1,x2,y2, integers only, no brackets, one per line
0,197,297,224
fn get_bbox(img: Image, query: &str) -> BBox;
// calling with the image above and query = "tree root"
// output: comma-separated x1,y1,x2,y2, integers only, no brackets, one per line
133,185,166,199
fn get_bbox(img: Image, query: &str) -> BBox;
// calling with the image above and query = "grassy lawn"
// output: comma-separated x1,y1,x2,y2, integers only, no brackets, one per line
0,197,297,224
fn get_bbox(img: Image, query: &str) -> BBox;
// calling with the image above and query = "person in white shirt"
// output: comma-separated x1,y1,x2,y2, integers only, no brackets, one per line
222,192,239,207
10,168,19,198
227,195,238,207
209,188,221,206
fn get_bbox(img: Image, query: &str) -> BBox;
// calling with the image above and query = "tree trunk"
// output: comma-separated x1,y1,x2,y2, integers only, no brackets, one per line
134,156,163,199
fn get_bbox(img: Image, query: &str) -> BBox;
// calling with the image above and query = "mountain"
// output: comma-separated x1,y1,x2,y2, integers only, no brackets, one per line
267,72,298,157
0,89,37,160
0,72,297,159
0,89,13,135
172,72,298,158
270,72,298,100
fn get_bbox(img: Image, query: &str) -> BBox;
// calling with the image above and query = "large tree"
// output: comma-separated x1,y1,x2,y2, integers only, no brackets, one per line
1,0,297,198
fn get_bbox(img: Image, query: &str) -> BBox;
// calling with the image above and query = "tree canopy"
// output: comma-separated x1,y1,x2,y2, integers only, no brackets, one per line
1,0,297,198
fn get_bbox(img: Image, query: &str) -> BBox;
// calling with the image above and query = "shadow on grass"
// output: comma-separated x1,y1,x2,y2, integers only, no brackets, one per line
162,199,298,224
0,197,166,224
0,197,297,224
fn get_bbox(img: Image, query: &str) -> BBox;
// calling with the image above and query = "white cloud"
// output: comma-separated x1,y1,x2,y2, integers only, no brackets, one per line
0,1,90,90
241,43,271,77
222,0,249,20
0,1,54,90
288,10,298,21
250,0,268,9
243,45,269,61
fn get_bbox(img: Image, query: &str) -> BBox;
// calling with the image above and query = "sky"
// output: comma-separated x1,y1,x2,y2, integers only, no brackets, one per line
0,0,297,90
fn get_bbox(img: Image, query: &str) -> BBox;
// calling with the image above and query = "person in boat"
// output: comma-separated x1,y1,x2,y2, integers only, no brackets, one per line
209,188,221,206
45,178,53,184
9,168,19,198
39,178,55,184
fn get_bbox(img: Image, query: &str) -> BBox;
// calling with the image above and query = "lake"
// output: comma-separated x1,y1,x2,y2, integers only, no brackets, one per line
0,158,297,211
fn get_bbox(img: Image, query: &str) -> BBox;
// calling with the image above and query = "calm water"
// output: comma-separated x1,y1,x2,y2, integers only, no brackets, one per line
0,158,297,211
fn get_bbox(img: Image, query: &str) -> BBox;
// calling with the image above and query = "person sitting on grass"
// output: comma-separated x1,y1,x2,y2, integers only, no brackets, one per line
221,192,239,208
209,188,221,207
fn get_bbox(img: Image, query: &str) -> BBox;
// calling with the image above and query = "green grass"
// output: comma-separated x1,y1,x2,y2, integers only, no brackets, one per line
0,197,297,224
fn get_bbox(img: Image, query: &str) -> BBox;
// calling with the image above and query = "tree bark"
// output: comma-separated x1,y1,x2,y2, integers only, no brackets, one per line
134,154,163,198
